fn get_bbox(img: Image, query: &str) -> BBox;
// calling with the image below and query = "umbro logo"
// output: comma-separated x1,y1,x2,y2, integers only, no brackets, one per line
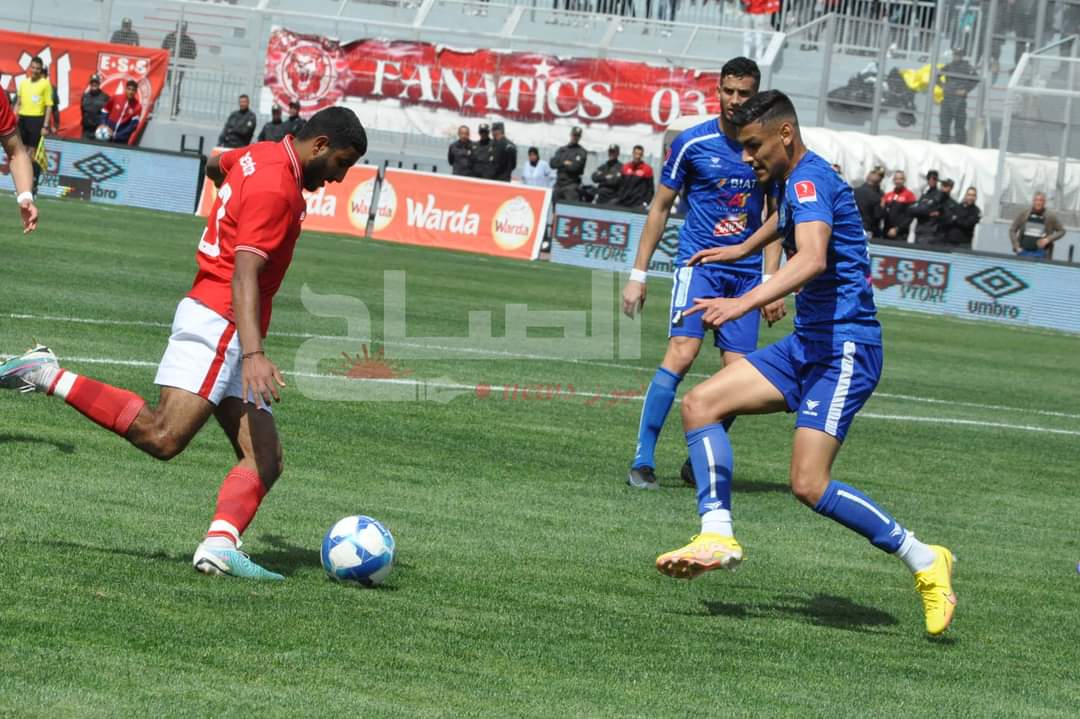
710,157,721,165
806,400,820,410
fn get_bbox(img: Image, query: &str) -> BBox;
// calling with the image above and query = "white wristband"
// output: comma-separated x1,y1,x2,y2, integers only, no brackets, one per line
629,268,648,283
16,191,33,206
762,273,773,284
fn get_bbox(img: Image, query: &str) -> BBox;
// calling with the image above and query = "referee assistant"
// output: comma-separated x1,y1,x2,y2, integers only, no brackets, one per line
15,56,54,194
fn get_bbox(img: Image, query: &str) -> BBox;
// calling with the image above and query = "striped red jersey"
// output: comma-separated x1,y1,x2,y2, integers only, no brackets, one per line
188,136,306,336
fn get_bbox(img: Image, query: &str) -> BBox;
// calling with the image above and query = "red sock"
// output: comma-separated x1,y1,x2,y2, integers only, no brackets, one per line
207,466,268,545
58,372,146,436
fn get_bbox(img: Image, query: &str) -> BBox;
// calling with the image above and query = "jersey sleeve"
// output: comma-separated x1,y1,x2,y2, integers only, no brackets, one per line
217,147,247,177
0,93,15,136
233,175,293,260
788,171,834,227
660,132,690,191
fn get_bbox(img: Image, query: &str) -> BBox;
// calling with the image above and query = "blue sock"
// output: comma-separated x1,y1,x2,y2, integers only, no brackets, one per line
632,367,681,469
687,424,733,516
813,480,907,553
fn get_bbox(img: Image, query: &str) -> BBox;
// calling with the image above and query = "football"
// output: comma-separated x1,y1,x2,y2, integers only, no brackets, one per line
94,125,113,141
320,515,395,587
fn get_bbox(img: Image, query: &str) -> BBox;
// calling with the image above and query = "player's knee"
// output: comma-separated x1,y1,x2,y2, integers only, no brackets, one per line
789,464,828,506
680,387,712,428
146,425,187,461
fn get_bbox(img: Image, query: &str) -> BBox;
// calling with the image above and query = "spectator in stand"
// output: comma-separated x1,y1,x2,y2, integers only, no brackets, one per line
521,146,555,188
15,56,54,194
742,0,779,61
882,170,916,240
491,121,517,182
551,126,587,202
99,79,142,144
1010,192,1065,259
110,18,140,46
448,124,472,176
940,47,977,144
283,101,305,135
912,169,946,244
80,74,108,140
217,94,257,148
469,123,497,180
591,144,622,205
853,166,884,238
162,21,197,113
940,185,980,247
256,105,287,143
615,144,654,210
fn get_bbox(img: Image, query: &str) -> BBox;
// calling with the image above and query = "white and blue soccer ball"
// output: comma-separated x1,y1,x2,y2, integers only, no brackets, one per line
320,515,395,587
94,124,113,141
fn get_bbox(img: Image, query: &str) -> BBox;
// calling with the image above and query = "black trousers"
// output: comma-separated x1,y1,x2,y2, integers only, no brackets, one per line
939,95,967,144
17,115,45,191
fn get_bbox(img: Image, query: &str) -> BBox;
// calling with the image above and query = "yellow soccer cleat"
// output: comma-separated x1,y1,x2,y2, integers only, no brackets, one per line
656,533,744,580
914,545,957,635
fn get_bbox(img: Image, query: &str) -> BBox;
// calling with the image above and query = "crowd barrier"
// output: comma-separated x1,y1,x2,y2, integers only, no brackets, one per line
196,160,550,261
548,202,1080,335
1,136,202,214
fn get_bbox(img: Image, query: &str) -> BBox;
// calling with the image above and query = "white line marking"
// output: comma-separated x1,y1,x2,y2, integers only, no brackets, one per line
6,312,1080,421
3,352,1078,437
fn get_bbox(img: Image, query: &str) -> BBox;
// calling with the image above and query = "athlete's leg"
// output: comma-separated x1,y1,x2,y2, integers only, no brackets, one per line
0,347,214,460
656,358,789,579
630,336,701,483
192,398,284,581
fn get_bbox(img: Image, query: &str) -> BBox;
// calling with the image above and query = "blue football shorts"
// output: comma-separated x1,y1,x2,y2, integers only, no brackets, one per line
668,265,760,354
746,334,883,442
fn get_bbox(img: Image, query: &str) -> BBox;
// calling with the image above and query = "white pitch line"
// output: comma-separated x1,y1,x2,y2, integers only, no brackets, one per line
6,311,1080,421
1,353,1077,438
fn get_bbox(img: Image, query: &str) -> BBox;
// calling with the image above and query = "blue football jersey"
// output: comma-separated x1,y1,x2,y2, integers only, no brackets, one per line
775,151,882,345
661,118,765,273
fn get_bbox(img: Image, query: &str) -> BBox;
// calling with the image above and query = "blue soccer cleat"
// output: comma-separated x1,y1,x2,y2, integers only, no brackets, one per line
0,344,58,393
193,541,284,581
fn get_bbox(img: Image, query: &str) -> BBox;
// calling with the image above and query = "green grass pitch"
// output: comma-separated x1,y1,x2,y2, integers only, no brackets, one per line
1,199,1079,717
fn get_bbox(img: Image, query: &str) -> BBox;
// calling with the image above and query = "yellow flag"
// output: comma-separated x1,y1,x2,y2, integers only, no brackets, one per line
33,136,48,173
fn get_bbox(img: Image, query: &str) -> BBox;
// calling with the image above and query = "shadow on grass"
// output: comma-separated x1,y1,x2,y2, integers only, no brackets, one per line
0,432,76,454
258,534,407,589
703,593,899,633
657,476,789,494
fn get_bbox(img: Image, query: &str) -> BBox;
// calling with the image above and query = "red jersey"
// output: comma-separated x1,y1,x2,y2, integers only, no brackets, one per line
103,94,142,129
883,187,916,205
0,92,16,137
188,136,306,336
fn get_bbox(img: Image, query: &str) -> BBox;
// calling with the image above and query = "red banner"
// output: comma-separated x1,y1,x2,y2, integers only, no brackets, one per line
198,155,380,237
264,29,720,130
0,29,168,142
374,169,548,260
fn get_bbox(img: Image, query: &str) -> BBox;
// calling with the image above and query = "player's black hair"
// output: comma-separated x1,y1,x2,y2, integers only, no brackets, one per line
29,56,44,67
125,79,138,90
527,146,539,155
730,89,798,129
719,57,761,89
633,144,645,152
239,94,249,101
296,106,368,156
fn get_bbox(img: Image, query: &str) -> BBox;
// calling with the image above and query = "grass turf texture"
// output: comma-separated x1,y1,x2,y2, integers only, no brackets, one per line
2,198,1079,718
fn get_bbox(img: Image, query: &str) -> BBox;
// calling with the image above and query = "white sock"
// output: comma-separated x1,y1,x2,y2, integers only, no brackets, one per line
47,369,77,398
701,509,733,537
203,535,238,550
34,365,63,394
895,531,937,573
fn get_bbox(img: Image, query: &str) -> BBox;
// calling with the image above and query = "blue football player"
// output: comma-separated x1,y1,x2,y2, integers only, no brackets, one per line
654,90,957,636
621,57,784,491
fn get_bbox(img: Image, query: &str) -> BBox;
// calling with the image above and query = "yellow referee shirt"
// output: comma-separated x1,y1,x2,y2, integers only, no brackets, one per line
16,77,53,117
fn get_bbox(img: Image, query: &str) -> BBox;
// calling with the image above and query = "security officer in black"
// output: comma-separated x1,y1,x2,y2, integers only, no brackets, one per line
448,124,472,176
591,144,622,204
491,121,517,182
551,126,587,202
469,123,497,180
